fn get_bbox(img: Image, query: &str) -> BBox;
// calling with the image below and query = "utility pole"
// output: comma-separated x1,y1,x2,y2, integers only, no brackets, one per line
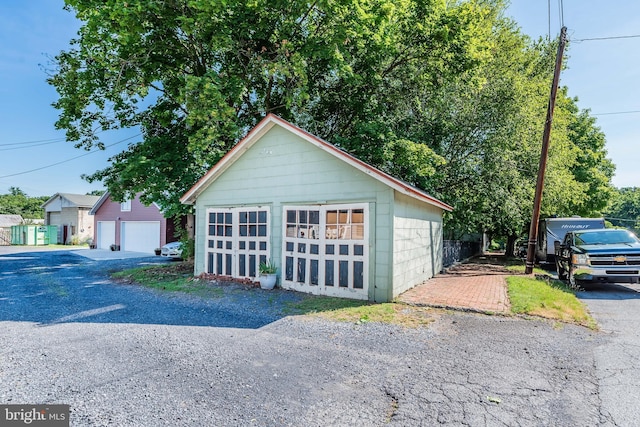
525,26,567,274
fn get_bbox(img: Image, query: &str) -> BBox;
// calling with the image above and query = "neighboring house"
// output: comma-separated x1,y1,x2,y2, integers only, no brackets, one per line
42,193,99,244
181,114,453,302
0,214,23,246
89,192,184,253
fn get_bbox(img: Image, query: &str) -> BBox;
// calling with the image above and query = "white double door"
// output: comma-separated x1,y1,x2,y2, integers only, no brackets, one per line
282,203,369,299
205,207,270,279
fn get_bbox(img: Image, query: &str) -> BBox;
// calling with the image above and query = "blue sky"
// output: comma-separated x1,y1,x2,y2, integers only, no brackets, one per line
0,1,638,197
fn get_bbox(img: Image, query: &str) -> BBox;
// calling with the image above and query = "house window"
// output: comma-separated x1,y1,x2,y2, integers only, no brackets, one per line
121,200,131,212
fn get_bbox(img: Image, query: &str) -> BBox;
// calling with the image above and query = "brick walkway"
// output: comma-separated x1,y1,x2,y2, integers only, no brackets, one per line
397,261,511,314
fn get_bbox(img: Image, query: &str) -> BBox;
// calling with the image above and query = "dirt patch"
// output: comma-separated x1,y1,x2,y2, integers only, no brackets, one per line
445,254,514,276
147,261,194,276
112,261,195,285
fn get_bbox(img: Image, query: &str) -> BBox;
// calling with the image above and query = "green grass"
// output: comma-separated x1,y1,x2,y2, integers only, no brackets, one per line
111,263,224,298
112,264,437,328
507,275,596,329
286,296,436,327
110,260,595,329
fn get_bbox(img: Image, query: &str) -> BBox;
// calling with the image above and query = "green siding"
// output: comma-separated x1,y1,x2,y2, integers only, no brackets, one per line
392,192,444,298
194,126,395,301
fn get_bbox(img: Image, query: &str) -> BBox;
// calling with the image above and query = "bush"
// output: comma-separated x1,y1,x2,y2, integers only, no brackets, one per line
175,226,195,261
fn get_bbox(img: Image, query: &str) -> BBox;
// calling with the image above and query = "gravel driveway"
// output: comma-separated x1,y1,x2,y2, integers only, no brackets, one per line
1,248,604,426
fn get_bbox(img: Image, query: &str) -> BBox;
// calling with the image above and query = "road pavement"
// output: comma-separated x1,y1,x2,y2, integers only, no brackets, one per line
577,282,640,427
0,247,624,426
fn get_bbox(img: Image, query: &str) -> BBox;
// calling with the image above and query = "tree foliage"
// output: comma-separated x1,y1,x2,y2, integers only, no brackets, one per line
605,187,640,235
50,0,498,216
0,189,49,219
49,0,616,240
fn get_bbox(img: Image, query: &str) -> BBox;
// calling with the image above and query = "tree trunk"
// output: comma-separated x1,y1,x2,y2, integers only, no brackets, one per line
505,234,517,257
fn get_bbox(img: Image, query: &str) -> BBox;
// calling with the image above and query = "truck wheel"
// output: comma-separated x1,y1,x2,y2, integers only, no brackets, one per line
556,259,567,280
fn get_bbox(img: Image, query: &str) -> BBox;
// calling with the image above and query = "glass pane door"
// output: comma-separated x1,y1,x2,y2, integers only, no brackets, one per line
282,204,368,299
206,207,270,279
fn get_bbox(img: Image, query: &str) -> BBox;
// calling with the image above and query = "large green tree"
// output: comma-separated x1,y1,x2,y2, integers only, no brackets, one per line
50,0,615,244
0,188,49,219
50,0,492,216
605,187,640,234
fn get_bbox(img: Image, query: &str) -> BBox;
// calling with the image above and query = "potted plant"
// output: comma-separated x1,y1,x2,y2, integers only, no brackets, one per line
258,260,278,290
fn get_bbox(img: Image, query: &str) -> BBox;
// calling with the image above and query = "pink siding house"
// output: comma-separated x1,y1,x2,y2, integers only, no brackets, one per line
90,192,183,253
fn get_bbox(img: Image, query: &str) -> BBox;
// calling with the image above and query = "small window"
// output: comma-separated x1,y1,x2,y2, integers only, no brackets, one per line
120,200,131,212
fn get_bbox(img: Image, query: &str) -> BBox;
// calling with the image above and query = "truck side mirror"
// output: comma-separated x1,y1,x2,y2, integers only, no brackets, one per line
554,240,561,250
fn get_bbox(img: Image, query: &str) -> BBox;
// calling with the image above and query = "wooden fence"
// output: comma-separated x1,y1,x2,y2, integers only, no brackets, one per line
0,228,10,246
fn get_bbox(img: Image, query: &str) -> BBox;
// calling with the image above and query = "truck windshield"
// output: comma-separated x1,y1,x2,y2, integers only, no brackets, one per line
575,230,639,245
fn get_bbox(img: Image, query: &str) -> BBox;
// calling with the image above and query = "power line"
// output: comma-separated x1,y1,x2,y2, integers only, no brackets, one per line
0,140,65,152
0,126,107,147
604,217,639,223
572,34,640,42
558,0,564,28
547,0,551,41
0,138,65,147
0,134,141,179
592,110,640,116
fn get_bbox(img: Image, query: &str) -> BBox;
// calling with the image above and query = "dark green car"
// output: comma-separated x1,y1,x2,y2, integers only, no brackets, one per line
555,229,640,286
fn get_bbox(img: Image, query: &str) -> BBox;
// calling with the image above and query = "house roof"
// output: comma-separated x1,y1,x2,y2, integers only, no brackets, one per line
89,192,111,215
181,114,453,212
42,193,101,209
89,191,163,215
0,214,23,228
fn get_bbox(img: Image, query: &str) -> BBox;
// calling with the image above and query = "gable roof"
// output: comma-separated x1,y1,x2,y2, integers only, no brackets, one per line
89,191,163,215
180,114,452,212
0,214,23,228
42,193,101,209
89,192,111,215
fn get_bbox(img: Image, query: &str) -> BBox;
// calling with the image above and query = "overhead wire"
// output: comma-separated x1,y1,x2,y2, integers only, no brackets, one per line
592,110,640,116
0,133,141,179
604,217,640,223
555,0,639,118
558,0,564,28
572,34,640,42
0,137,66,147
0,140,66,152
548,0,551,41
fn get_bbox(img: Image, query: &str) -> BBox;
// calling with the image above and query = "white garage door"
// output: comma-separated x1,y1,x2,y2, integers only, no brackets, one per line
97,221,116,249
121,221,160,253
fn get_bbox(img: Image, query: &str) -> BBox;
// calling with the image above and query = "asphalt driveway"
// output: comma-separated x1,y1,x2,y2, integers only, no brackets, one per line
0,247,608,426
576,282,640,427
0,247,304,328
